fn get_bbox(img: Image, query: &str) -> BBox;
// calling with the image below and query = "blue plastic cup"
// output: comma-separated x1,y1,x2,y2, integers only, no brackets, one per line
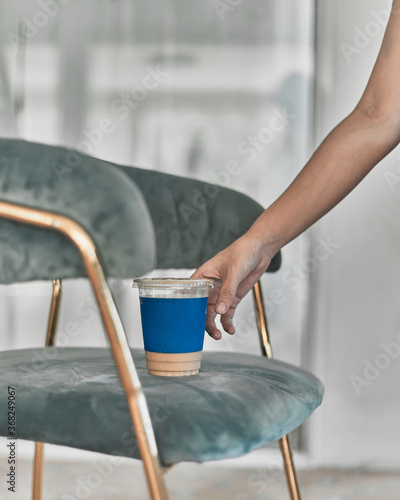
133,278,213,376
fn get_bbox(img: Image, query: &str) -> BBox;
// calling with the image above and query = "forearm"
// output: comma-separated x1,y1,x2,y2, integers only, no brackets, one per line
251,0,400,257
251,108,400,257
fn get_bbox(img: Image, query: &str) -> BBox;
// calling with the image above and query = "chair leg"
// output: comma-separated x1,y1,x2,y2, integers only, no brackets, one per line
32,443,44,500
252,282,302,500
31,279,63,500
279,434,301,500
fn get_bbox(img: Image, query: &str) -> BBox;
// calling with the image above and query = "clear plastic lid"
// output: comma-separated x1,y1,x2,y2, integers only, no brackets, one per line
133,278,214,289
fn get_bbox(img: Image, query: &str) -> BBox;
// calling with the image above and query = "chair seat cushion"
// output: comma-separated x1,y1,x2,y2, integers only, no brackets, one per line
0,347,323,466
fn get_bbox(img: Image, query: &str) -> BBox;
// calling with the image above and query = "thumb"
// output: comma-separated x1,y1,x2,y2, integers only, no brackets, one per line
215,274,240,315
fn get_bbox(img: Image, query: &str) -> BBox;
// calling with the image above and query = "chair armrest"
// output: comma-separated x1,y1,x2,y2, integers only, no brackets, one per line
0,139,155,283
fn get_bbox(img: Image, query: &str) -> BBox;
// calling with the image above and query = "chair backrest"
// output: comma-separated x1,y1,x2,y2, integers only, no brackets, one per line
0,138,281,283
115,164,282,272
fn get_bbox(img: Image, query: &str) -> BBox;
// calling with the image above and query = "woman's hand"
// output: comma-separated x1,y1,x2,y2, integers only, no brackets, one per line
191,229,273,340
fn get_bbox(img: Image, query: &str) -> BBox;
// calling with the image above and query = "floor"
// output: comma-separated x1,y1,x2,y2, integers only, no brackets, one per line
2,460,400,500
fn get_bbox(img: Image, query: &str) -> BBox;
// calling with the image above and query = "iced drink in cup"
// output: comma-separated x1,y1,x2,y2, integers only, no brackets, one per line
133,278,213,376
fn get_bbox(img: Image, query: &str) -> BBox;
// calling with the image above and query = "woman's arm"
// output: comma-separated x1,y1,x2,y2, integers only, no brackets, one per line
192,0,400,340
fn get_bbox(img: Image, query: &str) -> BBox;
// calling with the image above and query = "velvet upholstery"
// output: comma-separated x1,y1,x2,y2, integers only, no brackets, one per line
115,164,282,272
0,138,280,284
0,139,155,283
0,347,323,466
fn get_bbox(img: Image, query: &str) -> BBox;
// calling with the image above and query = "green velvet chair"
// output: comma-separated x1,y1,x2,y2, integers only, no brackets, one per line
0,138,323,500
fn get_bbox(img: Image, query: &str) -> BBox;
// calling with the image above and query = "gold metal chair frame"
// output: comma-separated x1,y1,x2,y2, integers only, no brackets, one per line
0,200,301,500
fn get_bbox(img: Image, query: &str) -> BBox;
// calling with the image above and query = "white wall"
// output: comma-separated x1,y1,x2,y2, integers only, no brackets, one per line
309,0,400,468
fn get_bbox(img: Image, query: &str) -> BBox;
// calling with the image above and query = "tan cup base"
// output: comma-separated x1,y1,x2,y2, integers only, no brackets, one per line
145,351,202,377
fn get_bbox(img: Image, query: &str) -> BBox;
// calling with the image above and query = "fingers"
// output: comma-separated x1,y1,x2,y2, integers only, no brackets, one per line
235,270,265,301
190,265,215,280
204,283,222,339
220,306,236,335
192,263,242,338
205,303,237,339
205,303,222,340
209,272,264,336
191,256,251,339
203,282,238,339
191,233,272,339
191,265,226,339
190,268,201,279
214,273,240,316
